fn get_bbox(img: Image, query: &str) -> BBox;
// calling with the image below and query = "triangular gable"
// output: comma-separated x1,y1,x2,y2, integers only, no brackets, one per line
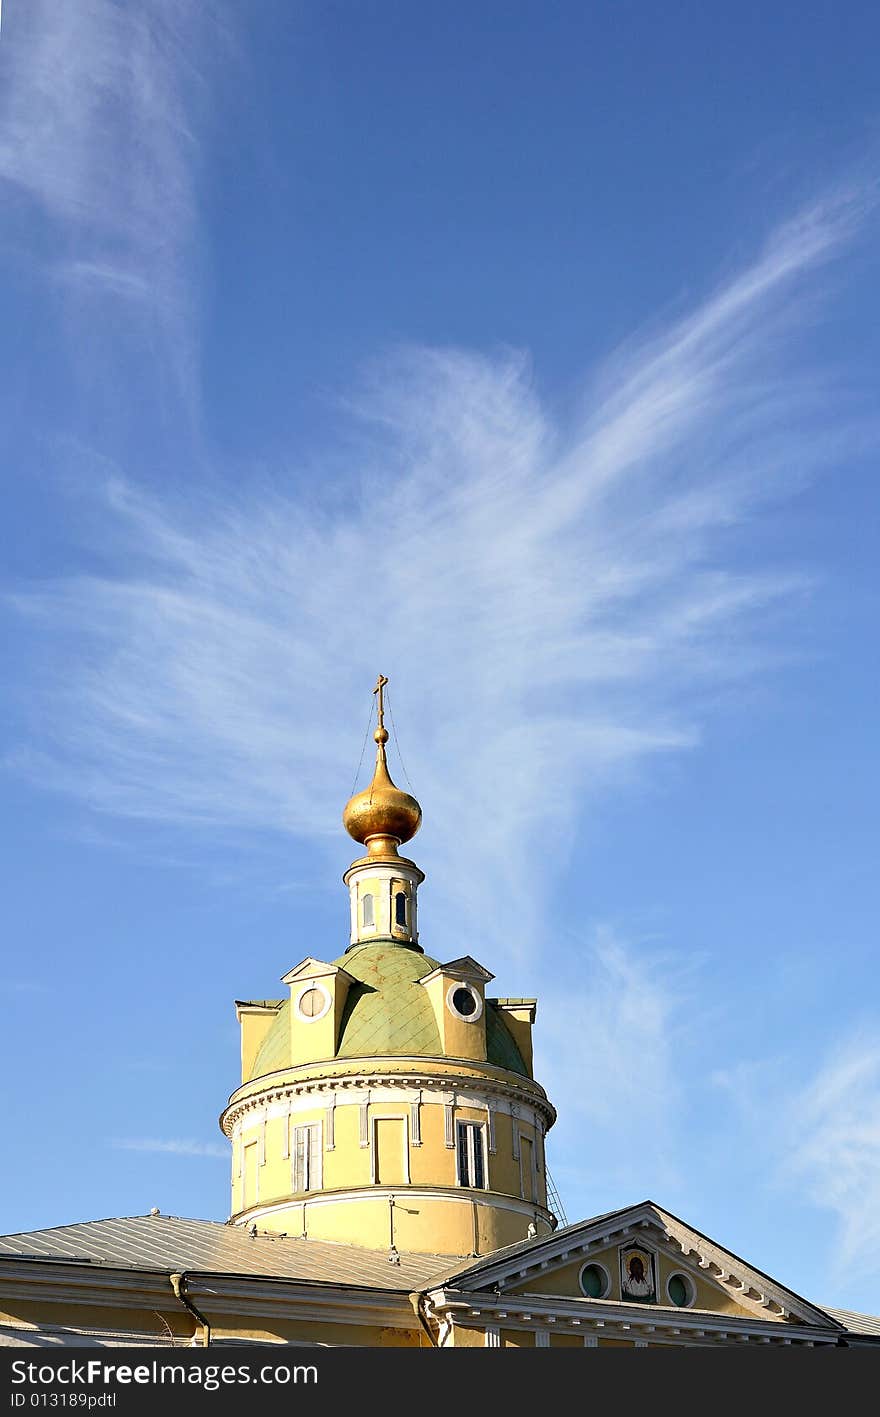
419,956,495,986
437,1201,841,1330
280,958,354,986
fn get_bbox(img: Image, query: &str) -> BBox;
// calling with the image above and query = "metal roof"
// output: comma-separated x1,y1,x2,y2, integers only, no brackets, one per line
247,941,529,1081
0,1214,454,1291
822,1307,880,1336
3,1213,877,1341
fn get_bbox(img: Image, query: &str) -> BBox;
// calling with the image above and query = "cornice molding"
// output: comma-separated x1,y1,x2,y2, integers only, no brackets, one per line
0,1260,419,1333
221,1069,556,1137
424,1286,841,1346
225,1054,552,1110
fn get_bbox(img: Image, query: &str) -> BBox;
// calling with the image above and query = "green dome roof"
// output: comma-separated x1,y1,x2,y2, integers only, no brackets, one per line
247,941,528,1081
335,942,444,1057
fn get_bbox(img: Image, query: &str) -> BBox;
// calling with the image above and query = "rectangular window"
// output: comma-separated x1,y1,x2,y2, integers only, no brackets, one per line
291,1122,322,1193
374,1117,408,1185
520,1136,536,1202
457,1121,487,1189
243,1141,259,1209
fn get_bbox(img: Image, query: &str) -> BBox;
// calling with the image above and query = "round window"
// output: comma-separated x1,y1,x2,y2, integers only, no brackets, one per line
298,988,323,1017
667,1272,694,1308
579,1263,610,1299
295,982,331,1023
445,982,483,1022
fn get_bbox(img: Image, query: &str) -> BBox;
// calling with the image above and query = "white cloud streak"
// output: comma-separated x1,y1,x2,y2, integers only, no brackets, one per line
783,1038,880,1277
6,190,875,962
111,1138,227,1160
540,928,690,1203
0,0,222,391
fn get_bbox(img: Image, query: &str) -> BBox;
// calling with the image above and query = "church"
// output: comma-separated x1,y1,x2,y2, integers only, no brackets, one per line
0,679,876,1348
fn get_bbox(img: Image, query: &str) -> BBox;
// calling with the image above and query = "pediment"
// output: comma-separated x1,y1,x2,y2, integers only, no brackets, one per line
280,958,354,986
441,1202,840,1331
419,956,495,986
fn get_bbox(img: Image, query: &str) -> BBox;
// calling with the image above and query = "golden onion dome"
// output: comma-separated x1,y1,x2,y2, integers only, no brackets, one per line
343,676,422,856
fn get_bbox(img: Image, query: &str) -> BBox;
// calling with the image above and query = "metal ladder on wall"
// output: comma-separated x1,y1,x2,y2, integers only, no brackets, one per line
545,1166,569,1229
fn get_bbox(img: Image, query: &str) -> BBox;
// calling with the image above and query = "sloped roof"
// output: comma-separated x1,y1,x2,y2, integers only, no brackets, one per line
0,1214,453,1291
2,1211,878,1343
822,1307,880,1337
247,941,529,1081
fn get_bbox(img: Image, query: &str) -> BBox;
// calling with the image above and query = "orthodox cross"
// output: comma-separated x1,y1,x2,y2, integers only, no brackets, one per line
373,673,389,731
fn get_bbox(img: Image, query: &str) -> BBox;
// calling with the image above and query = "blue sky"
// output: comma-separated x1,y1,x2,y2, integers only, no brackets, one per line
1,2,879,1315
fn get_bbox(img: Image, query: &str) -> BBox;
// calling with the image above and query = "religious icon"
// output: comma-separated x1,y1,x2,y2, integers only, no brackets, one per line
620,1245,656,1302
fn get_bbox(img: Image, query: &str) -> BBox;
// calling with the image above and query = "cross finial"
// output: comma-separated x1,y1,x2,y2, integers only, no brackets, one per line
373,674,389,731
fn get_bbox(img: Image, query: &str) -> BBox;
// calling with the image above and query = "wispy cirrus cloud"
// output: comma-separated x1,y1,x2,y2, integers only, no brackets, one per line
712,1033,880,1305
783,1037,880,1277
540,928,693,1206
6,189,876,962
0,0,224,390
111,1138,227,1160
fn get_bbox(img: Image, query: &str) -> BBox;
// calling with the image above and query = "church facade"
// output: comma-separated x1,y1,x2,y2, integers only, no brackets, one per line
0,681,876,1348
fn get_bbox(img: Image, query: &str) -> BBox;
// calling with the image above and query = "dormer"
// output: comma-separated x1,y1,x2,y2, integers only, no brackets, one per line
280,957,356,1066
234,999,283,1083
490,998,537,1074
419,956,494,1062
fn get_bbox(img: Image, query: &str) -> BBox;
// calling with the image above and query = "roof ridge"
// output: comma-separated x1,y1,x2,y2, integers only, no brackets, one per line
0,1213,230,1240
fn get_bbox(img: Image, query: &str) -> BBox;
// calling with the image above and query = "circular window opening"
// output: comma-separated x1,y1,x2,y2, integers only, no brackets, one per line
452,987,477,1016
298,988,323,1018
579,1263,610,1299
295,982,331,1023
446,982,483,1022
667,1272,695,1308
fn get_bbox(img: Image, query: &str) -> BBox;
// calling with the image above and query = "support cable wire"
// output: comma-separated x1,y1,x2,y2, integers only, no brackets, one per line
349,694,376,798
386,688,416,794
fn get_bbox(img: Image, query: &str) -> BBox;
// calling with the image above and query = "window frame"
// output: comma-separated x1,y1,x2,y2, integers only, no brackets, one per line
294,981,332,1024
291,1121,322,1194
456,1119,488,1190
446,982,484,1023
665,1270,696,1309
578,1261,612,1299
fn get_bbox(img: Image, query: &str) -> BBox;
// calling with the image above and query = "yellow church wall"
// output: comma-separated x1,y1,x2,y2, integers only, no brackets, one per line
210,1317,421,1348
285,967,354,1070
237,1007,280,1084
0,1299,192,1344
443,1011,487,1064
549,1334,587,1348
389,876,414,943
419,975,488,1063
289,1009,334,1069
231,1096,552,1239
0,1299,422,1349
501,1328,535,1347
654,1251,764,1318
233,1187,546,1257
492,1005,535,1075
489,1111,547,1204
474,1199,553,1252
447,1327,539,1347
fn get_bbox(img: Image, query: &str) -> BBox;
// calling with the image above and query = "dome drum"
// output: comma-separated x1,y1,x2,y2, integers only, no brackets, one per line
225,676,554,1258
